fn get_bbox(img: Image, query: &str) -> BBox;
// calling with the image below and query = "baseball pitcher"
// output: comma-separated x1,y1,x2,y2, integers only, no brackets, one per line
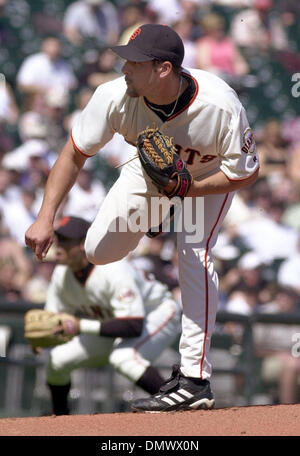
25,24,259,412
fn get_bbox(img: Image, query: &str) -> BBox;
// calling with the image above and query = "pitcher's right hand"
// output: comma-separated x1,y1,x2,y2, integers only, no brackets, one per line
25,219,55,261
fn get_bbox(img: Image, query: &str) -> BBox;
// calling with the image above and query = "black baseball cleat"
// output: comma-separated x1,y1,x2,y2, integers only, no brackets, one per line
131,364,215,413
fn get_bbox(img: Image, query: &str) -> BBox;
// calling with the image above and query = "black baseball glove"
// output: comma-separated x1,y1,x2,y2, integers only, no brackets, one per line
137,127,193,199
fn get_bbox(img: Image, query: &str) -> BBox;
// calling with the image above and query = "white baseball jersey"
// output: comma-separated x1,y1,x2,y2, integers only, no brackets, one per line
45,258,173,318
71,68,259,182
45,259,181,386
69,68,258,380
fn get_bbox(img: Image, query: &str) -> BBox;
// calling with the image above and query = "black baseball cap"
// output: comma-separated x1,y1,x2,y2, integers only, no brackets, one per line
54,216,91,240
111,24,184,67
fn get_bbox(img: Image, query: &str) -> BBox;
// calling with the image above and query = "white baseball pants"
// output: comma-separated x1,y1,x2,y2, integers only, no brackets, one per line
85,160,234,379
46,298,181,386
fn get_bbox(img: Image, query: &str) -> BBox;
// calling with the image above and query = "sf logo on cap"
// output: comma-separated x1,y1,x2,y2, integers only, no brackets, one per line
130,28,141,41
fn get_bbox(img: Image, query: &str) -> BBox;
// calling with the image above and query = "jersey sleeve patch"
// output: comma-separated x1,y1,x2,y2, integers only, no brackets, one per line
219,109,259,180
117,288,136,303
241,128,256,155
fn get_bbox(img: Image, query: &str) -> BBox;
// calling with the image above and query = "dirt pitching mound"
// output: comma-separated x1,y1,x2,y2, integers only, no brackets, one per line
0,404,300,436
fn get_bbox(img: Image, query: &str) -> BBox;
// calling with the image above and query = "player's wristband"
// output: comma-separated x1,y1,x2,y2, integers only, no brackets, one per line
79,319,101,335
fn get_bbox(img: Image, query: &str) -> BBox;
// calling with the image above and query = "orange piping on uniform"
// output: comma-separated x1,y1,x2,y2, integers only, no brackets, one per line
70,130,91,158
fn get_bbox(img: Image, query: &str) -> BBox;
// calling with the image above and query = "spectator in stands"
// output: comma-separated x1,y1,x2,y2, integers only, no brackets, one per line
280,143,300,231
282,197,300,232
235,179,299,263
254,286,300,404
1,109,54,221
230,0,289,52
0,80,19,126
16,36,77,96
1,187,37,246
267,175,299,212
195,13,249,82
277,0,300,30
23,247,56,304
0,79,19,157
63,0,120,47
0,0,22,80
212,0,252,6
3,157,48,222
0,167,20,210
288,143,300,192
61,165,106,222
225,251,266,315
0,212,32,301
26,166,49,218
257,119,290,181
147,0,201,28
146,0,185,26
172,18,197,68
43,86,69,152
277,234,300,295
237,203,298,264
79,47,119,90
0,129,13,161
1,112,52,176
282,117,300,150
64,87,94,132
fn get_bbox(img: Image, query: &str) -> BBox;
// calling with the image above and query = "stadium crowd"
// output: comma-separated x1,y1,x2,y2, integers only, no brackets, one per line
0,0,300,404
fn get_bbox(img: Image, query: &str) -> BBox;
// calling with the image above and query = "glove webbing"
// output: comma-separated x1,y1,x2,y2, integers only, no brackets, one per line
165,172,192,199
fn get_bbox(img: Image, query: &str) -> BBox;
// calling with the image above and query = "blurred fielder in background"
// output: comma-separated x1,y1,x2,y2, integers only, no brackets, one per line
31,215,181,415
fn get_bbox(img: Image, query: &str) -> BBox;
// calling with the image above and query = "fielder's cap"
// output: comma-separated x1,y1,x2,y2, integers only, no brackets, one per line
54,216,91,240
111,24,184,67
